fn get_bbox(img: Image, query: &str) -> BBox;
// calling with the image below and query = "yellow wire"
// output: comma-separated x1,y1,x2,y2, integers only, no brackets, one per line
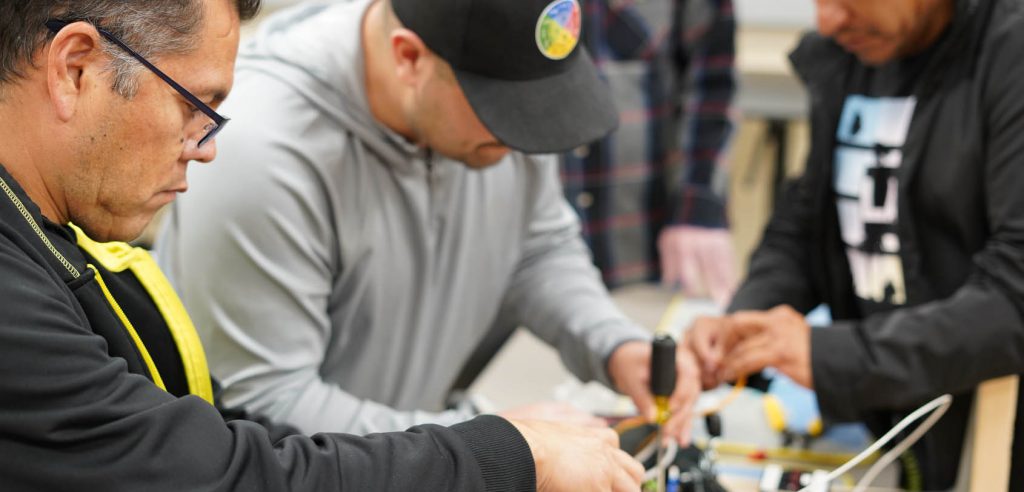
700,375,746,417
613,415,650,435
654,293,685,336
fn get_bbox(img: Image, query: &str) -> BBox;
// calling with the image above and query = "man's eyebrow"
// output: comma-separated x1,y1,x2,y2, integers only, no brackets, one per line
191,87,228,106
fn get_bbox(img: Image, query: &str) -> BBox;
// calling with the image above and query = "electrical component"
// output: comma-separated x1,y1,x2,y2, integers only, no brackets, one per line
759,465,830,492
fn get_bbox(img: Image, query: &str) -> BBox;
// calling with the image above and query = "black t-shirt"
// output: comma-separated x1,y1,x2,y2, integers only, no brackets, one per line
833,47,939,316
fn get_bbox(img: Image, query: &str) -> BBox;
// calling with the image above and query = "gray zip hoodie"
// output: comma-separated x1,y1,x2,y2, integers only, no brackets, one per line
157,0,649,436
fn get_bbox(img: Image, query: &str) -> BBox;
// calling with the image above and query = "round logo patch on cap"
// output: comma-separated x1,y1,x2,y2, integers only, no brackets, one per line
535,0,581,60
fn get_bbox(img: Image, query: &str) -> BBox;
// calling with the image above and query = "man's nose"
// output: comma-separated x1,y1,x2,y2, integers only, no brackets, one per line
183,138,217,164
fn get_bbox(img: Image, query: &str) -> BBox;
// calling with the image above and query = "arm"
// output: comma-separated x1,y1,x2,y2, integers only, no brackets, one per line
493,159,702,443
0,239,527,491
713,22,1024,422
659,0,738,302
496,158,650,388
809,26,1024,421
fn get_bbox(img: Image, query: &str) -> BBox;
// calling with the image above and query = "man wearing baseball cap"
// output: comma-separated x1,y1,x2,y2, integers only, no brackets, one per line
158,0,700,451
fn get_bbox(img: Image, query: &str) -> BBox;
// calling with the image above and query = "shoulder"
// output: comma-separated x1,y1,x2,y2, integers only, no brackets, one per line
0,226,79,324
974,0,1024,114
788,32,851,86
979,0,1024,58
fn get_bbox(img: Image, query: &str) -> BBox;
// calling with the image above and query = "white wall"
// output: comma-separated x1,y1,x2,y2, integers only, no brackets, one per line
734,0,815,28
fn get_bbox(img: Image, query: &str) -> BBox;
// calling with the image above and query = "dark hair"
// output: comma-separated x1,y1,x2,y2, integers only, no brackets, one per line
0,0,262,96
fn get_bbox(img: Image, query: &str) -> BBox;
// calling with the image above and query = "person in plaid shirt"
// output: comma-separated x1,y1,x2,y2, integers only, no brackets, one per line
562,0,737,305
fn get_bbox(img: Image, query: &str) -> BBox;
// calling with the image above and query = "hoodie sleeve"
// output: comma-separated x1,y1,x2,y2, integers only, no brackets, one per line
495,157,650,387
0,235,535,491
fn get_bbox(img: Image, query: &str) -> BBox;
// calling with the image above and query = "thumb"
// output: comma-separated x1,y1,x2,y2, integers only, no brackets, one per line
630,389,658,422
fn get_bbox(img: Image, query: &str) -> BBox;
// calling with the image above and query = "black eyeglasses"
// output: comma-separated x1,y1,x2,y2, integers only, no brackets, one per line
45,19,228,148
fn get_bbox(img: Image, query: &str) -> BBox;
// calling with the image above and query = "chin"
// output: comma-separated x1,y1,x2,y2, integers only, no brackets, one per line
77,217,152,244
465,149,511,168
852,46,901,66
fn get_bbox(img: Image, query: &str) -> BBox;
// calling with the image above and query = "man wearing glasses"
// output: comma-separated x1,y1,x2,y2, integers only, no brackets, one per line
0,1,643,490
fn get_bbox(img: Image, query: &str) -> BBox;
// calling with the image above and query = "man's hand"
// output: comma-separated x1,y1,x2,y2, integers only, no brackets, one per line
684,315,731,390
509,419,644,492
658,225,737,307
687,305,813,388
715,305,813,388
607,340,701,445
498,401,606,428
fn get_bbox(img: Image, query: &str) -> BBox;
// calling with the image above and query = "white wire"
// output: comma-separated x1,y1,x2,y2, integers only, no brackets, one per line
797,394,953,492
642,439,679,482
851,394,953,492
633,435,658,464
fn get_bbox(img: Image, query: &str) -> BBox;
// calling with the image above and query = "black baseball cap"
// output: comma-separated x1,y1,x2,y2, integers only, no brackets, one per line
392,0,618,154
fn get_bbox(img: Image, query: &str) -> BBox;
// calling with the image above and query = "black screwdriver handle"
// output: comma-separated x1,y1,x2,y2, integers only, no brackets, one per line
650,335,677,397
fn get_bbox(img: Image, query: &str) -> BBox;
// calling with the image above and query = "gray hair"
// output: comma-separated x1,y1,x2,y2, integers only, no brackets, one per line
0,0,261,98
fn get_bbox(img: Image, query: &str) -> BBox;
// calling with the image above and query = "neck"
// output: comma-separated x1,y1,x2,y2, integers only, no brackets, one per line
362,0,414,140
0,89,69,225
907,0,956,58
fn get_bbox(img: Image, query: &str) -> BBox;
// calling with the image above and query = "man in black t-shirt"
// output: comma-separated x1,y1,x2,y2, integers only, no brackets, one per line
687,0,1024,488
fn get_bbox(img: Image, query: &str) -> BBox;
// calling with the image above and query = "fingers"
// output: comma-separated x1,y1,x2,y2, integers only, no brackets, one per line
680,245,705,298
719,311,770,353
611,449,645,491
706,242,737,308
582,414,613,428
521,420,642,492
658,231,682,288
633,390,658,423
718,333,775,382
685,316,726,387
665,348,700,444
596,426,621,448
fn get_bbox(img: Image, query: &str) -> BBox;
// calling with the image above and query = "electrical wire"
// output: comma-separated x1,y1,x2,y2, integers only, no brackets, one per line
700,375,746,417
850,395,952,492
642,440,679,482
634,433,659,464
613,415,648,434
796,394,953,492
654,294,685,336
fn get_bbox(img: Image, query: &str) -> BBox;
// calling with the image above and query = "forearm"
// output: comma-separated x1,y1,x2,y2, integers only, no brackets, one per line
0,267,526,492
500,231,649,386
811,286,1024,422
223,369,478,435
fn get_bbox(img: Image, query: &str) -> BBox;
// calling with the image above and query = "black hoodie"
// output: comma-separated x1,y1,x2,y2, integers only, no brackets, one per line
731,0,1024,488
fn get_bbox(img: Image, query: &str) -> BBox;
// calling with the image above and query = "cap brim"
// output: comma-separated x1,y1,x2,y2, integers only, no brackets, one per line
453,49,618,154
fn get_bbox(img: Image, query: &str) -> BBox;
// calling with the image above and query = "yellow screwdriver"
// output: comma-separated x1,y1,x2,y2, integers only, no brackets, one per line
650,334,676,492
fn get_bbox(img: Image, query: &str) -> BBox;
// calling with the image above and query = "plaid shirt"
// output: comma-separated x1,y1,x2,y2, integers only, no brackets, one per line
561,0,736,288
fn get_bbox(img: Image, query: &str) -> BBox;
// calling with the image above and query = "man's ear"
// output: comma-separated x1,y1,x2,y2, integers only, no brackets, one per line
45,22,106,122
391,28,432,87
